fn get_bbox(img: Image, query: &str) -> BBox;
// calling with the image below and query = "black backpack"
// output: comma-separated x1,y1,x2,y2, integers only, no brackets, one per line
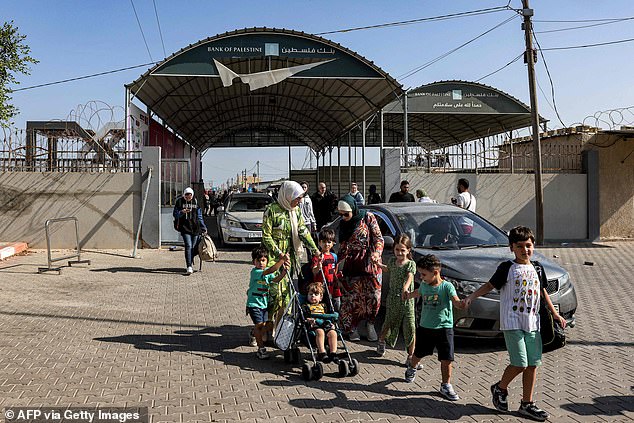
534,261,566,353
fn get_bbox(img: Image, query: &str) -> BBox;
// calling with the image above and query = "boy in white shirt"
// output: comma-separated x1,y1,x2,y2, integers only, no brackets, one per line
463,226,566,421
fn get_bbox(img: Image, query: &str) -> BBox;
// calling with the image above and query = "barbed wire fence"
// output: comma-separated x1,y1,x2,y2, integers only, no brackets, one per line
1,101,140,172
576,106,634,130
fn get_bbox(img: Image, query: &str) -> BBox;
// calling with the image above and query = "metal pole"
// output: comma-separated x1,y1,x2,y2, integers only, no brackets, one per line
380,109,384,150
133,167,153,257
403,93,409,168
316,150,320,184
329,146,333,187
337,138,341,196
288,144,292,179
509,131,515,174
380,109,385,200
522,0,545,244
362,120,366,200
348,131,352,186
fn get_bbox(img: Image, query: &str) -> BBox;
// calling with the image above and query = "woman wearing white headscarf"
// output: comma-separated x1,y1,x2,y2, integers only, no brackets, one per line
262,181,319,320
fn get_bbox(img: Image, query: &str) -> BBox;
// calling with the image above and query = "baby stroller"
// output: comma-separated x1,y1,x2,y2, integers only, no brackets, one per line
274,265,359,380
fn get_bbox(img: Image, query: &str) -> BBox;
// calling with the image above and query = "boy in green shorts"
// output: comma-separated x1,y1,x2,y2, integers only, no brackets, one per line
403,254,464,401
463,226,566,421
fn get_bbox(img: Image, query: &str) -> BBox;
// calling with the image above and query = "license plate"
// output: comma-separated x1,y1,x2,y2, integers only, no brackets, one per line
248,232,258,238
553,304,560,313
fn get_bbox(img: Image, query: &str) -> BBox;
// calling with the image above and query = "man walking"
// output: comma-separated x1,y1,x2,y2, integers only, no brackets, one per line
451,178,476,212
311,182,337,230
389,180,415,203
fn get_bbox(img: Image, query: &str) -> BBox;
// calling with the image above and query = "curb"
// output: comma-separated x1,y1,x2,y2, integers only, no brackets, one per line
0,242,29,260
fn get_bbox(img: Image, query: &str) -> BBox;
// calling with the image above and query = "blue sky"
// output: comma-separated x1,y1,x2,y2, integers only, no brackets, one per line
4,1,634,187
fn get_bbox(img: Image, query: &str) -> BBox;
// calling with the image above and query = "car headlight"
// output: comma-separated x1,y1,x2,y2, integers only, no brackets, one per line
446,277,483,297
559,272,571,290
223,218,241,228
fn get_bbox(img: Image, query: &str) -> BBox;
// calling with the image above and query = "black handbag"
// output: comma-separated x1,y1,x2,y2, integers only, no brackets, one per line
540,302,566,353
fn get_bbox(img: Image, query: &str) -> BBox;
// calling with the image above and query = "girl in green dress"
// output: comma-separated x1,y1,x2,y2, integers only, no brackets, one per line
376,234,418,367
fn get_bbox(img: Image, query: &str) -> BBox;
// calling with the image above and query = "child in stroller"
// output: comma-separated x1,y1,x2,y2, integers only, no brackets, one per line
303,282,339,363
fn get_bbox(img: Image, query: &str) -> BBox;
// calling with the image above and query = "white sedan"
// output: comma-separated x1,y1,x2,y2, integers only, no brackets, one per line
216,193,273,246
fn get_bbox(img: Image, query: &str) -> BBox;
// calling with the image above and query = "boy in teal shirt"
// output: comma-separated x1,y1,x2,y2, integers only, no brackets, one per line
246,247,289,359
403,254,464,401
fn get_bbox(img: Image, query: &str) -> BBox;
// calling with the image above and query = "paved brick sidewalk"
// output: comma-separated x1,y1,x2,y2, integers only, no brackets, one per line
0,242,632,422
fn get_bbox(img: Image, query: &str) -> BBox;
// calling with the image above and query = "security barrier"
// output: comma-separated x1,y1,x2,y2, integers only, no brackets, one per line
38,217,91,274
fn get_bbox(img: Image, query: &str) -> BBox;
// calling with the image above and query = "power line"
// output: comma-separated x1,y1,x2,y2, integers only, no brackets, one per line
11,62,158,92
152,0,167,58
534,16,634,34
540,37,634,51
130,0,154,61
532,32,566,127
398,14,518,80
315,6,511,35
474,52,523,82
534,17,634,23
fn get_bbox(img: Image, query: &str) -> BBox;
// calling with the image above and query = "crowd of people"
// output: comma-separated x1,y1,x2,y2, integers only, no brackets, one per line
172,178,563,420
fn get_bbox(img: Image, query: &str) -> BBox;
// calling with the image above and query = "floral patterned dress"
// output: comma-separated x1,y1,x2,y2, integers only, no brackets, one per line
261,202,318,318
338,212,384,332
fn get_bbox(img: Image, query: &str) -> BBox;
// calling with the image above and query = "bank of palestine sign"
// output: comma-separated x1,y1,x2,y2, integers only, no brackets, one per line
151,33,381,80
407,83,530,115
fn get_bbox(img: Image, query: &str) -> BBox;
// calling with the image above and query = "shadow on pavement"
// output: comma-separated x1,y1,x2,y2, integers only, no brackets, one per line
82,249,136,258
90,266,187,275
561,393,634,418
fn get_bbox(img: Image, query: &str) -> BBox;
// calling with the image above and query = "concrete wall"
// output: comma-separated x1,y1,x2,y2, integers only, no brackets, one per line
403,172,588,241
0,172,141,248
586,134,634,239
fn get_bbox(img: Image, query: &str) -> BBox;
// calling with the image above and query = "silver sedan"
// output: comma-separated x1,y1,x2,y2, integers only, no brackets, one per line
216,193,273,246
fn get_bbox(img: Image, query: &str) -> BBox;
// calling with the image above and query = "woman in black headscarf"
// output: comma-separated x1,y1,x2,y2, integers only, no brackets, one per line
336,194,384,341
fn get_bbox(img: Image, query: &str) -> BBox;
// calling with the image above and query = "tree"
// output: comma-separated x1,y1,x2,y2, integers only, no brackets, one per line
0,21,38,128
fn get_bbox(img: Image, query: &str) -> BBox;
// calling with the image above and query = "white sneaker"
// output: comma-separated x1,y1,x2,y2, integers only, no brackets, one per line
440,383,460,401
405,355,423,370
348,328,361,341
186,266,193,274
366,323,378,341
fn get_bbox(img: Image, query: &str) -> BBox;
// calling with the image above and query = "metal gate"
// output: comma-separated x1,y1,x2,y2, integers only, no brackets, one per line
161,158,191,244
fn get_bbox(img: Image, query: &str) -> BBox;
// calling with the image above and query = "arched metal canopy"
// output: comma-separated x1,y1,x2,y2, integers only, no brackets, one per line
126,27,403,152
376,80,547,150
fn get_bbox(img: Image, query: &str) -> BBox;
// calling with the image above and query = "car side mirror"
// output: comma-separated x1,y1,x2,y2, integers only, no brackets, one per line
217,206,225,213
383,235,394,250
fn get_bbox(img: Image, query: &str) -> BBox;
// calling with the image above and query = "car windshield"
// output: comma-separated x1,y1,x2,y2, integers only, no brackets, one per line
395,209,508,249
228,196,272,212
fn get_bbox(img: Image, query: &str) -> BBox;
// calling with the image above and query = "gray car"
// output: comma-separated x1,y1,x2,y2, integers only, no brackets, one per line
327,203,577,338
216,193,273,246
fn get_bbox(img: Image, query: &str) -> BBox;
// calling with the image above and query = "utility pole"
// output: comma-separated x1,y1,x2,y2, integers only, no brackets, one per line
256,160,260,182
522,0,545,245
